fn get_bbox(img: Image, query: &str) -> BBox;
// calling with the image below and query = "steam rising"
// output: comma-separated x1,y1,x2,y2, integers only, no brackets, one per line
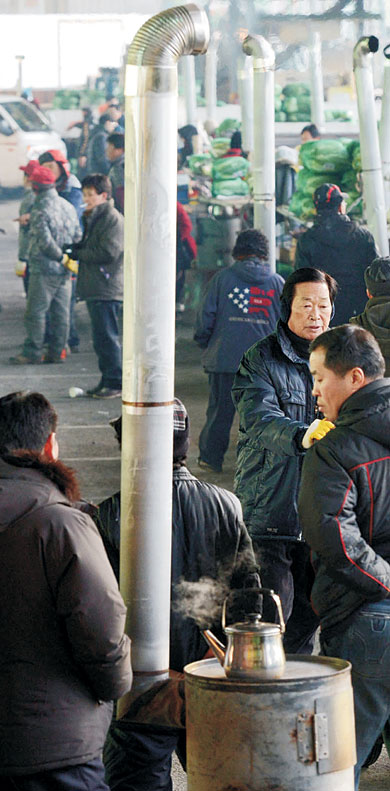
173,576,230,630
172,549,261,630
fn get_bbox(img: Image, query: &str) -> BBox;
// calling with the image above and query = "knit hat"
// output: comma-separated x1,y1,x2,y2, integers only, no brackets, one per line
173,397,190,462
314,183,347,211
31,165,56,187
364,257,390,296
109,397,190,461
39,149,70,179
19,159,39,177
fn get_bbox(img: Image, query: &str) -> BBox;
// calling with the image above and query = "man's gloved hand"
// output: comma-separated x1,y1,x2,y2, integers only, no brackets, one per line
15,260,27,277
302,418,335,449
62,254,79,275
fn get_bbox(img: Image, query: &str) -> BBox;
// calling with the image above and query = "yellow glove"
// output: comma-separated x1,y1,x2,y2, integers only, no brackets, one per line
302,418,335,448
62,254,79,275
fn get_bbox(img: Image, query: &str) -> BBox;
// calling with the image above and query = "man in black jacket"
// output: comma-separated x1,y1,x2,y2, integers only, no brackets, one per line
0,391,132,791
298,324,390,789
295,182,377,324
71,173,124,398
96,398,259,791
232,267,337,654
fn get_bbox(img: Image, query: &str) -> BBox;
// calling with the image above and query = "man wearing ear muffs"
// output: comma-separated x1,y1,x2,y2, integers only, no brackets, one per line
232,267,338,654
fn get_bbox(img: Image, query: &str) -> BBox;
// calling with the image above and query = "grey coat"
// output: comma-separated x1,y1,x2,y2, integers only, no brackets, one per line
77,200,124,301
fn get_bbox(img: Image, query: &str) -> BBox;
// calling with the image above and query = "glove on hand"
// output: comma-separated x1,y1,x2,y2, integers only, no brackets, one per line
302,418,335,449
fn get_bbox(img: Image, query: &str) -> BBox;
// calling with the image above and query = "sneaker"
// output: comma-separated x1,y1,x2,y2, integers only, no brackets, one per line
42,353,65,364
197,458,222,474
9,354,41,365
86,382,104,396
92,387,121,399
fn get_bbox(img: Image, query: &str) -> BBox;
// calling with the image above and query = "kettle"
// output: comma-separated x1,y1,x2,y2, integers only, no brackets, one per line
202,588,286,681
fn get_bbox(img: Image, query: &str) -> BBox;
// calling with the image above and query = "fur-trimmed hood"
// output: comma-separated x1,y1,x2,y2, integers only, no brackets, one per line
0,453,80,529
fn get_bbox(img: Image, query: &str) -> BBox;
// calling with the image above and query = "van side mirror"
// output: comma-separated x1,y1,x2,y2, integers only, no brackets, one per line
0,119,14,136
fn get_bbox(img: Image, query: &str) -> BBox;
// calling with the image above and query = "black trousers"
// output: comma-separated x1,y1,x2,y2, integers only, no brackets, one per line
253,539,319,654
104,720,186,791
198,372,236,471
2,758,109,791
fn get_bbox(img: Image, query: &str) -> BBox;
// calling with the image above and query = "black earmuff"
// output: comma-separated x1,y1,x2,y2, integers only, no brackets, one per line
279,296,290,324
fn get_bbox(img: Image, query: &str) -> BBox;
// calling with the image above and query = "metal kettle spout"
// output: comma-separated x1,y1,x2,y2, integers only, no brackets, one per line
202,629,226,667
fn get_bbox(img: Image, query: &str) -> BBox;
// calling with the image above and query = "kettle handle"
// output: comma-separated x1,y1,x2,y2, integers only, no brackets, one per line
222,587,285,634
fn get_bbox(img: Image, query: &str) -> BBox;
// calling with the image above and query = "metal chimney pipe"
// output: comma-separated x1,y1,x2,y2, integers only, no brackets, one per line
353,35,389,256
119,3,209,705
379,44,390,213
309,31,325,131
243,34,276,272
205,41,218,126
238,56,254,154
183,54,198,125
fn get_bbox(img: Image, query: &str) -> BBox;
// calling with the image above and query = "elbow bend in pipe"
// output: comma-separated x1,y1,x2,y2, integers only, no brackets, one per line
128,3,209,67
242,34,275,70
353,35,379,69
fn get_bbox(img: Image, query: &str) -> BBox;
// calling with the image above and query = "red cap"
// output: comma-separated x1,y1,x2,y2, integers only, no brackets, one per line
31,165,56,186
19,159,40,177
39,149,70,178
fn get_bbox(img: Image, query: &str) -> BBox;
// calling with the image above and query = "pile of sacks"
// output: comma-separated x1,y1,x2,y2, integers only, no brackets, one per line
289,138,362,220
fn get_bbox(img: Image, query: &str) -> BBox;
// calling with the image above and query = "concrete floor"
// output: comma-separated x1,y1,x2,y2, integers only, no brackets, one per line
0,192,389,789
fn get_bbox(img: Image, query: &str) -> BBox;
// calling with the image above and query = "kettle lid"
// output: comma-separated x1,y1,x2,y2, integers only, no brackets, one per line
224,615,281,636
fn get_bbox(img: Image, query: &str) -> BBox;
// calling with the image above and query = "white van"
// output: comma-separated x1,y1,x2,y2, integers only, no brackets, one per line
0,95,67,188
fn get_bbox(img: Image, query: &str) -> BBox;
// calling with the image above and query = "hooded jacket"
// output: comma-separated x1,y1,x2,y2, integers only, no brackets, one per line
232,322,315,541
76,199,123,301
194,258,284,373
0,455,132,775
298,379,390,636
350,297,390,376
295,212,377,324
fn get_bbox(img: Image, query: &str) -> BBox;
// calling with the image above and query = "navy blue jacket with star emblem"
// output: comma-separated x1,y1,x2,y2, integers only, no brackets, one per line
194,257,284,372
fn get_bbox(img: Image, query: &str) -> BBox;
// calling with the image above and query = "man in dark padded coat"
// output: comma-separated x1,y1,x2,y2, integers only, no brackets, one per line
0,391,132,791
298,324,390,789
295,182,377,324
96,398,260,791
69,173,124,399
232,267,337,654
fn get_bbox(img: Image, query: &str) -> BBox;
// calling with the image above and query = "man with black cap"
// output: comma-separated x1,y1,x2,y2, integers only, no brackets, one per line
194,228,284,473
350,257,390,376
95,397,259,791
295,182,377,324
232,267,338,655
9,164,81,365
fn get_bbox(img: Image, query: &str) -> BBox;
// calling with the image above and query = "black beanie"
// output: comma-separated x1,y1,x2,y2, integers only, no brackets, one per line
364,257,390,297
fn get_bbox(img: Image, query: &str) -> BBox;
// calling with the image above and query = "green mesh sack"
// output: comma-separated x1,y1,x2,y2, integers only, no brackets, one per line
187,154,212,175
289,190,316,220
275,111,287,122
275,83,283,97
297,96,311,114
282,96,298,115
275,97,283,113
299,139,350,174
351,143,361,172
210,137,231,158
215,118,240,138
212,178,250,197
346,190,363,216
287,114,299,122
340,169,359,192
296,113,312,122
283,82,311,97
296,170,341,198
212,156,250,181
